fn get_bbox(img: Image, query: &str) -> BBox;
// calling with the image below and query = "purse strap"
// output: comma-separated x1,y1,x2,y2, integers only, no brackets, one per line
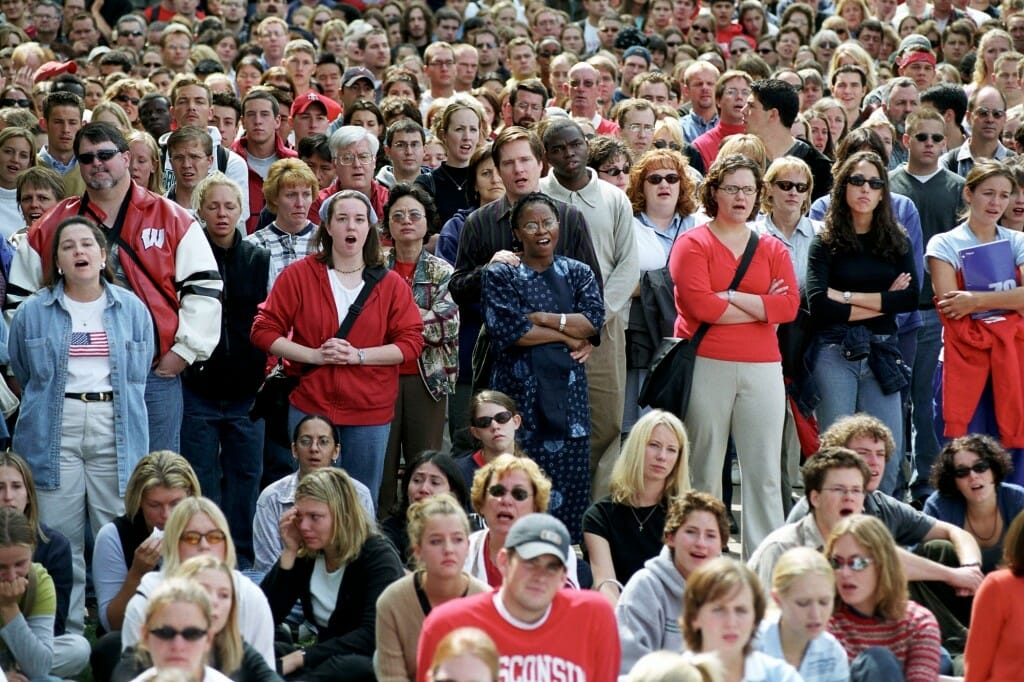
689,231,760,347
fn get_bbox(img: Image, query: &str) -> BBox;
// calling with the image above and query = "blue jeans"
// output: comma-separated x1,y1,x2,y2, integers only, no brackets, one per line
180,384,265,567
146,371,182,453
288,405,390,505
814,341,904,495
911,308,942,498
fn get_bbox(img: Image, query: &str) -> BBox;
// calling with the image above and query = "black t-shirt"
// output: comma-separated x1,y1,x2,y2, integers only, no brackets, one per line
582,496,666,584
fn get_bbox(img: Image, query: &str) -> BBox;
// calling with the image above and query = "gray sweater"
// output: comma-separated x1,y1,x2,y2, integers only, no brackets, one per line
614,545,685,678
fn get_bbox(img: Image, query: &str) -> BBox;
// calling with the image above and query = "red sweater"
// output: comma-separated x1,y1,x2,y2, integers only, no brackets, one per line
250,255,424,426
939,309,1024,447
669,225,799,362
828,601,941,682
416,589,620,682
692,120,746,170
965,569,1024,682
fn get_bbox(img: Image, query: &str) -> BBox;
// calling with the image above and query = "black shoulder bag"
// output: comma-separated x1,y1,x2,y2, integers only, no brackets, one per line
638,232,760,418
250,266,387,447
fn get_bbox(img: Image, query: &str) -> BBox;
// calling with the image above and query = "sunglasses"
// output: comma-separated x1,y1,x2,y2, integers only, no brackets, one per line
121,30,144,38
974,106,1005,119
77,149,121,165
646,173,681,185
772,180,809,193
758,47,775,54
488,484,531,501
0,98,29,108
654,140,681,151
148,626,209,642
954,460,992,478
115,94,140,105
143,61,162,69
913,132,945,143
471,410,514,428
847,174,885,190
828,555,873,572
599,165,631,176
180,530,227,545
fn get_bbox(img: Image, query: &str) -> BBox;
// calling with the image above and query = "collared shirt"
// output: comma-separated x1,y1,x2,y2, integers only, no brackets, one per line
243,221,317,288
680,110,719,143
947,139,1012,178
38,145,76,175
757,614,850,682
635,211,697,264
747,514,825,589
540,169,638,315
754,213,822,289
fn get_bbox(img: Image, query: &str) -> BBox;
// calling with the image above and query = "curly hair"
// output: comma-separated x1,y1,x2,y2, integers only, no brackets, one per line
825,515,907,621
470,454,551,514
698,153,763,220
821,151,907,260
819,413,896,461
929,434,1014,499
626,149,697,218
663,490,729,551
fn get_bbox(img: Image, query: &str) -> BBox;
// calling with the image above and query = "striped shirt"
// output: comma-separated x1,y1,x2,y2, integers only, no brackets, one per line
244,222,317,290
828,601,941,682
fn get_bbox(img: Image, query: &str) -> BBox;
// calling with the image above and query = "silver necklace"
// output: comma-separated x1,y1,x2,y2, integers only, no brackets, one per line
630,504,659,532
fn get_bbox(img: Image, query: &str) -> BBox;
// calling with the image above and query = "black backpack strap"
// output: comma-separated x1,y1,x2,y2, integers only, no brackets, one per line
216,145,227,172
335,266,387,339
690,231,760,347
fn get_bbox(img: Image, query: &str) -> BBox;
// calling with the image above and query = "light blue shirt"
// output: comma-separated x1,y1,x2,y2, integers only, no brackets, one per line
926,221,1024,271
635,211,698,262
680,110,718,143
757,614,850,682
754,213,822,290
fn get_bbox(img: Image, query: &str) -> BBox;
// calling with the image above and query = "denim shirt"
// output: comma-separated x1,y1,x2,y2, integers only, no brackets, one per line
9,281,153,493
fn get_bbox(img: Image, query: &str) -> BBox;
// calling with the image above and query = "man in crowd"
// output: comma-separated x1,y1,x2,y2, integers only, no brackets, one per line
37,91,85,196
233,88,297,232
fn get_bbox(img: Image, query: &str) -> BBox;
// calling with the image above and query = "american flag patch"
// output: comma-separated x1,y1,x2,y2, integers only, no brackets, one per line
69,331,109,358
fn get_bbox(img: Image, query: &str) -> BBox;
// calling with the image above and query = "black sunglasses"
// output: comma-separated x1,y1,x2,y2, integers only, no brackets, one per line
646,173,681,185
471,410,514,428
772,180,809,193
654,139,681,151
77,149,121,165
913,132,945,143
953,460,992,479
598,165,630,176
0,98,29,108
848,174,885,190
488,484,530,501
115,94,140,105
148,626,208,642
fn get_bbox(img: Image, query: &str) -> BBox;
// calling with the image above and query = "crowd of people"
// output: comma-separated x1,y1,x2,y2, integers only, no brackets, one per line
0,0,1020,679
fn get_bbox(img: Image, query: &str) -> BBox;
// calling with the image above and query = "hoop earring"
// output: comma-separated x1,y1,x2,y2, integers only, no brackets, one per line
57,267,63,276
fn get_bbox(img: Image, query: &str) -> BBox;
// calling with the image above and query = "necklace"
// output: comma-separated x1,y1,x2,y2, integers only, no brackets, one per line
966,508,1001,542
439,164,470,192
336,264,365,274
630,503,660,533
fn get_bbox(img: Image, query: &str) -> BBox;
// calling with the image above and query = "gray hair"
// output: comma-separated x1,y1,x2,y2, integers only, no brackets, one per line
329,125,380,158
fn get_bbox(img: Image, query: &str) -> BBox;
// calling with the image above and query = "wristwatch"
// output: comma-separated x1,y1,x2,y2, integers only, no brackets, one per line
558,313,567,332
843,291,852,304
727,289,736,303
357,349,366,365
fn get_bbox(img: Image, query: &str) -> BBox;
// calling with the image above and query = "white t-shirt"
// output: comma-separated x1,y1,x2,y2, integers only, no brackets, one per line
247,153,278,180
328,270,365,326
310,555,345,629
63,293,112,393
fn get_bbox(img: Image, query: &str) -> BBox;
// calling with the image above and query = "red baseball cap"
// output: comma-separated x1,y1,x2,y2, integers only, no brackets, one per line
290,91,342,122
34,60,76,83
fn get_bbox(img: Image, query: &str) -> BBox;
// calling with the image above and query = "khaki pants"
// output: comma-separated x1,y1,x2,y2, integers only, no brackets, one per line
587,313,627,498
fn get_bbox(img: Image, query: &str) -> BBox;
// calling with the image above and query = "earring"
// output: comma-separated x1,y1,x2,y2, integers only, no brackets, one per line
57,267,63,276
101,261,106,268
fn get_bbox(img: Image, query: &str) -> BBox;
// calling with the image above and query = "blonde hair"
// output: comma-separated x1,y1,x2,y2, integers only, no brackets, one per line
626,652,723,682
193,171,243,216
171,556,242,675
428,627,499,682
126,130,163,194
90,101,132,135
262,158,318,214
825,515,906,621
432,96,490,153
407,494,470,570
975,29,1014,86
771,546,835,596
609,409,689,506
162,498,237,574
828,42,877,92
761,156,814,215
470,454,551,514
124,451,201,519
719,134,767,171
138,578,212,669
295,468,374,565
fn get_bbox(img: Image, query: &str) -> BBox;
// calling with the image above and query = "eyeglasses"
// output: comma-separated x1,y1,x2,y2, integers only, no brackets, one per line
599,165,630,176
717,184,757,195
148,626,209,642
338,152,374,166
488,484,531,501
570,79,596,89
77,149,121,165
390,209,424,223
428,59,455,68
116,94,141,105
974,106,1005,119
180,530,227,545
772,180,810,193
519,218,557,234
646,173,681,185
390,141,421,151
476,42,496,49
829,555,873,572
913,132,945,143
847,174,885,190
515,102,544,113
822,486,865,497
471,410,514,428
627,123,655,134
0,98,29,108
297,436,334,448
954,460,992,478
600,26,619,32
654,140,681,151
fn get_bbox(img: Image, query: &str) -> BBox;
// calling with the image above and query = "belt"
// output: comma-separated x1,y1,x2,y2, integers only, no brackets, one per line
64,392,114,402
